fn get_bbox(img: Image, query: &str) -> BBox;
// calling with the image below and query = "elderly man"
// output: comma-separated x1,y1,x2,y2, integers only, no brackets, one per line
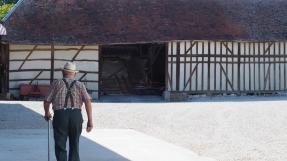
43,62,93,161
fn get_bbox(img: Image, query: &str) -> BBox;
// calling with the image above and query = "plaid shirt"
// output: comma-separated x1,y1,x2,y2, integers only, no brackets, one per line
44,78,91,110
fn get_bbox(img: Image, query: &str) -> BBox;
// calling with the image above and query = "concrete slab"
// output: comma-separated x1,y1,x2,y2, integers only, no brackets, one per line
0,129,216,161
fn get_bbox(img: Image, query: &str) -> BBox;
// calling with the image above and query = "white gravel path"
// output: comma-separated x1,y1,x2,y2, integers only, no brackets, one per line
1,96,287,161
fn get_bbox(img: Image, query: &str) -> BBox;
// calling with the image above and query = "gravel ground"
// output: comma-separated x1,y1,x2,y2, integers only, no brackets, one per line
1,96,287,161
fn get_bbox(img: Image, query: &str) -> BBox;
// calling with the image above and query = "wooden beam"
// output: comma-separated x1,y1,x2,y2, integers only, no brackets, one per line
183,63,199,91
79,72,88,81
219,63,235,91
18,45,38,70
222,42,233,55
71,45,85,62
176,42,180,91
29,71,44,85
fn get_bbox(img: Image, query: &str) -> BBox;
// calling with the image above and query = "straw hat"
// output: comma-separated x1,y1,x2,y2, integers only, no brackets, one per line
62,62,78,73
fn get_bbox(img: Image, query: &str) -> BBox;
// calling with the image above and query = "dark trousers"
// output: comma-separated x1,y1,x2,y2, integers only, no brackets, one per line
53,109,83,161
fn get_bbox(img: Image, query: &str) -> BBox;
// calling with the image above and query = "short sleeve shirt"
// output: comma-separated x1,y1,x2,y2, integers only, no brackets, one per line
44,78,91,110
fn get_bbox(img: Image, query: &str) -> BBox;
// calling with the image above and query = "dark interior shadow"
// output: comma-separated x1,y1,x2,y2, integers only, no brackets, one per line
0,103,130,161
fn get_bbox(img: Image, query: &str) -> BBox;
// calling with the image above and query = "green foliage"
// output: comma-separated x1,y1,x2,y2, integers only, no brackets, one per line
1,0,18,5
0,3,14,20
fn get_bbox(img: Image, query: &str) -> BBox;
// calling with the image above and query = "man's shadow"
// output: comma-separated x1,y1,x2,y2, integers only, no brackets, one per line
0,103,130,161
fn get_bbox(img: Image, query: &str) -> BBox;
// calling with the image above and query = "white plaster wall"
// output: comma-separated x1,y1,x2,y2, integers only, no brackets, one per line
168,41,287,93
9,44,99,99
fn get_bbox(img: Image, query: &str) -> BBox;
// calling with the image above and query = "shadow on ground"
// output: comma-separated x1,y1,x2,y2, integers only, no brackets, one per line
0,103,130,161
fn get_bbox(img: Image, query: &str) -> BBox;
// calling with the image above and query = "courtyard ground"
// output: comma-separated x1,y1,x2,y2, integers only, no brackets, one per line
0,95,287,161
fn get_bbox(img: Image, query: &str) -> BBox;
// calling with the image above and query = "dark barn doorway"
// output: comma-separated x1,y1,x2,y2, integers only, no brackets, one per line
0,43,9,96
100,43,166,96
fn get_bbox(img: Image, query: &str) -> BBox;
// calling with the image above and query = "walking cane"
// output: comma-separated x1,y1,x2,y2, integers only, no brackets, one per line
48,119,51,161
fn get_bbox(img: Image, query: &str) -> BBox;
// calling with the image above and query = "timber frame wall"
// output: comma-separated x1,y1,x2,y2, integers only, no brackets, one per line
167,40,287,95
9,44,99,99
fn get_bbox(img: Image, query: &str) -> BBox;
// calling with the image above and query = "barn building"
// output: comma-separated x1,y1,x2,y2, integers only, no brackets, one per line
1,0,287,101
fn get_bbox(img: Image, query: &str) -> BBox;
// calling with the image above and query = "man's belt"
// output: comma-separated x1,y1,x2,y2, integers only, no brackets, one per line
54,107,81,111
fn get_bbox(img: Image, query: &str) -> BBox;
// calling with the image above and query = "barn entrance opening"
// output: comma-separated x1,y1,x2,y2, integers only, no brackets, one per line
0,43,9,97
100,43,166,96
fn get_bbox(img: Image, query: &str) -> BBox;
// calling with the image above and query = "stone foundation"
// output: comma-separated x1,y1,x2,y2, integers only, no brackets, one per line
163,91,188,101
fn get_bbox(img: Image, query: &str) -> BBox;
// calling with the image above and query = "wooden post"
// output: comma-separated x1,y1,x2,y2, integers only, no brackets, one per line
237,42,241,95
176,42,180,91
50,44,54,84
165,43,169,91
207,41,211,92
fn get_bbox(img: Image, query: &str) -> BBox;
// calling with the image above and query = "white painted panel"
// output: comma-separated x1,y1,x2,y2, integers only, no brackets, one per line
76,61,98,71
191,63,197,91
10,71,50,80
275,63,280,90
215,64,221,91
29,51,51,59
168,62,172,91
22,61,50,69
172,42,177,55
210,63,215,90
263,63,269,90
215,42,221,55
234,64,238,91
54,71,62,80
209,41,214,55
172,63,177,91
77,50,99,60
55,50,77,59
54,61,66,69
54,61,98,71
9,45,99,99
259,63,265,90
197,63,202,90
221,63,227,90
280,42,286,55
275,42,280,56
85,73,99,81
86,82,98,91
10,51,29,59
233,42,238,56
255,63,260,91
270,64,275,90
191,41,197,54
226,63,232,91
179,63,184,91
168,42,171,56
203,41,208,55
184,63,191,91
10,61,22,70
203,63,208,90
197,41,203,54
180,41,185,55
